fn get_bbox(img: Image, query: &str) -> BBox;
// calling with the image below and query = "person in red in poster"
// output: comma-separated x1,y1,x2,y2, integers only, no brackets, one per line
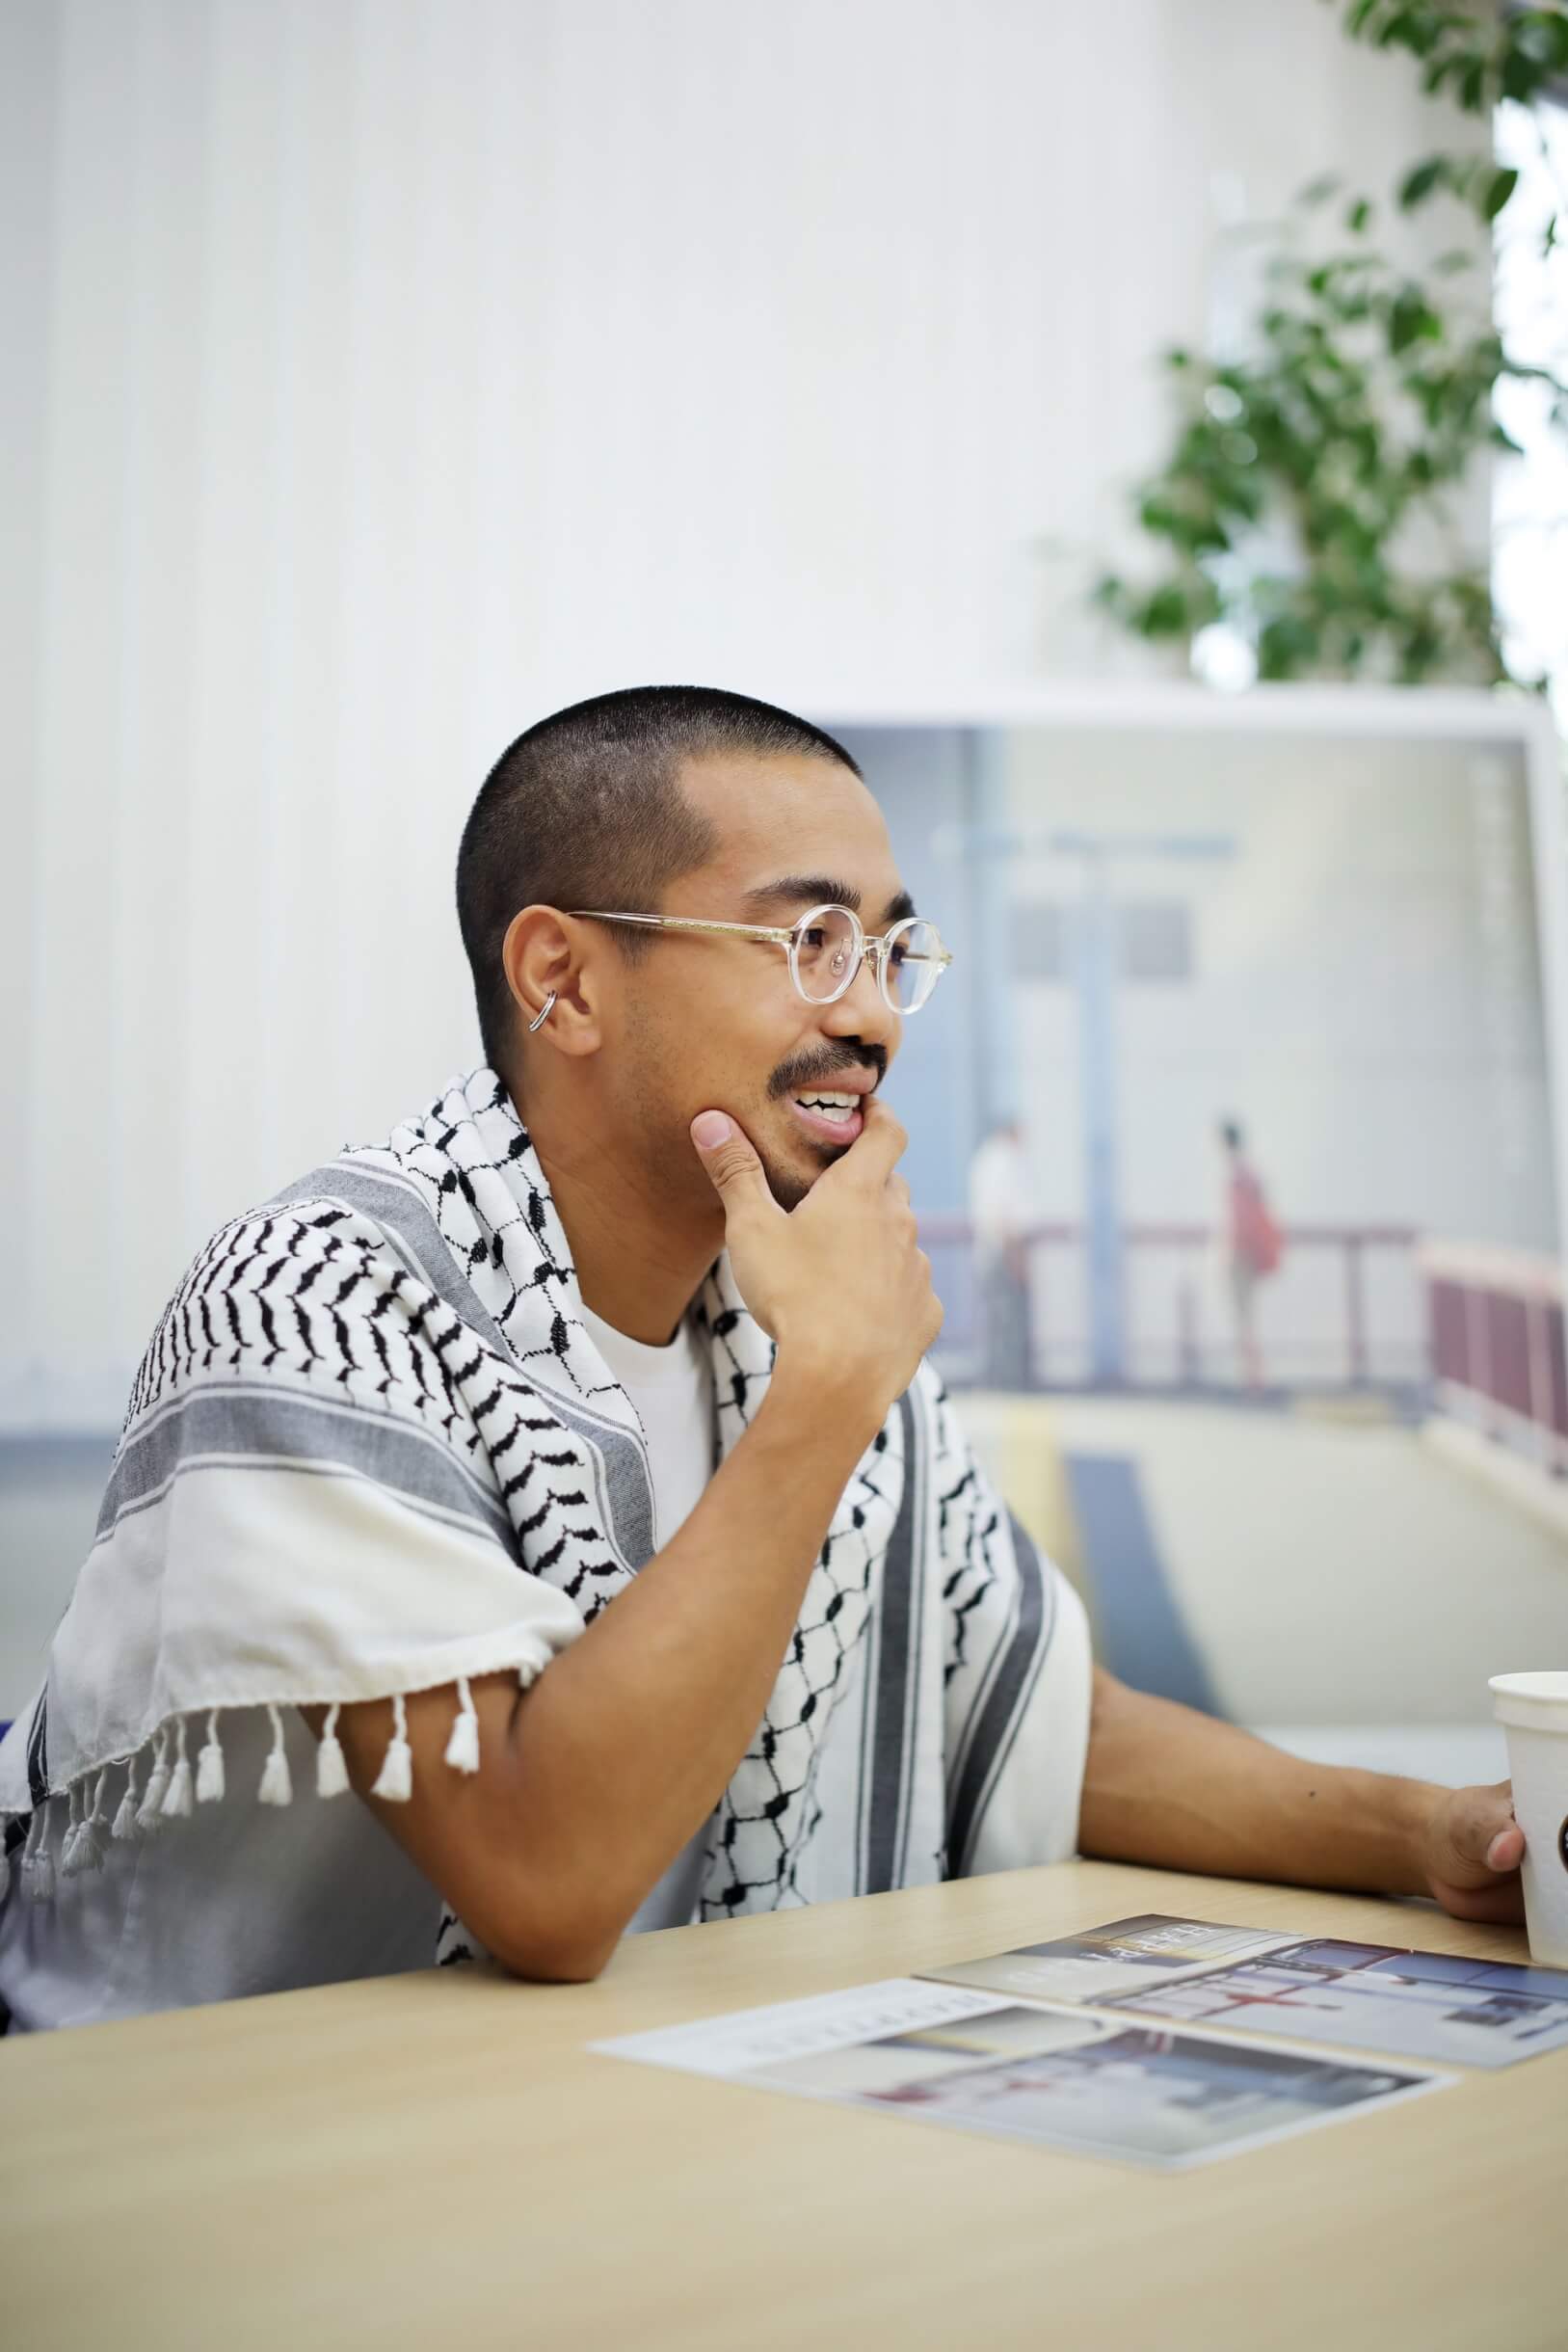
1218,1118,1283,1394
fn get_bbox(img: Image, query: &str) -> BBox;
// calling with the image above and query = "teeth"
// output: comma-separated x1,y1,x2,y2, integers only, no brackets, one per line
794,1093,858,1124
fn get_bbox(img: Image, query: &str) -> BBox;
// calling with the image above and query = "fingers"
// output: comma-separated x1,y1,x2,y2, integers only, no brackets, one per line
1436,1780,1524,1889
690,1112,779,1221
1432,1876,1528,1927
1458,1779,1520,1864
1429,1785,1528,1924
837,1096,909,1186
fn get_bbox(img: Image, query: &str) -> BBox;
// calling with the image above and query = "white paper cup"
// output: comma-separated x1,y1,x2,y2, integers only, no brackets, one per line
1489,1671,1568,1967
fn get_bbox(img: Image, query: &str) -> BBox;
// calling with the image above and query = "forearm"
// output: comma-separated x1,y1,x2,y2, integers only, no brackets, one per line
1076,1672,1442,1898
496,1356,879,1946
332,1360,877,1977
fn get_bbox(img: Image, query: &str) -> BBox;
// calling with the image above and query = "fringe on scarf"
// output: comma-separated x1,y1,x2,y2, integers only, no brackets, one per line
3,1676,505,1909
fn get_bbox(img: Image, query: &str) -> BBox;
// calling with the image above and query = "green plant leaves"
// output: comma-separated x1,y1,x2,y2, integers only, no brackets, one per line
1297,172,1345,207
1388,290,1444,351
1097,4,1565,684
1331,0,1568,132
1483,166,1520,221
1396,152,1526,229
1397,156,1446,210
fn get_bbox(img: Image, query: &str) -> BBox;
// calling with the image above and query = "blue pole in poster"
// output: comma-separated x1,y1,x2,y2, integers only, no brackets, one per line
1073,851,1125,1386
963,730,1020,1131
940,816,1233,1392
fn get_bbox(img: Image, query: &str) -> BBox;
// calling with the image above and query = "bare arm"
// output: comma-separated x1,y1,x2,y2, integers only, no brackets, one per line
1077,1667,1526,1923
317,1101,941,1982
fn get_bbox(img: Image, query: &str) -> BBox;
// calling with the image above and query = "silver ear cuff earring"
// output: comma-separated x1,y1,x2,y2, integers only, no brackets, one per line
527,992,557,1035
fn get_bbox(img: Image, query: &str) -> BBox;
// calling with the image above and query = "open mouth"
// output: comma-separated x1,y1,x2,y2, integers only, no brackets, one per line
788,1089,865,1146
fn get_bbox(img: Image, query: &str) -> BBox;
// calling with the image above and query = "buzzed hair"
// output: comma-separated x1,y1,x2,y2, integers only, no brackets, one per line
456,685,861,1073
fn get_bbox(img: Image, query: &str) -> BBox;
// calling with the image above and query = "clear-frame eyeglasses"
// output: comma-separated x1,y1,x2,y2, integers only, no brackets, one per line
571,902,953,1015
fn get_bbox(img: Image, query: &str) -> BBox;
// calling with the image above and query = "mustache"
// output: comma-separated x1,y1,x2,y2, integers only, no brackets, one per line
766,1045,886,1102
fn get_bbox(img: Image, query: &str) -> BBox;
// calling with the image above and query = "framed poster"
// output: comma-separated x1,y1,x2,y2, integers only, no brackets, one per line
819,686,1568,1737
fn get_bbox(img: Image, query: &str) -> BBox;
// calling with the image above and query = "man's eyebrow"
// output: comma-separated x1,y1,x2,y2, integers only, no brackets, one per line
742,875,864,915
742,877,919,926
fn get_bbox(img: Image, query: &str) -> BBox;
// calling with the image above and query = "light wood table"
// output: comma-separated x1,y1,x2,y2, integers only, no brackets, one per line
4,1861,1563,2351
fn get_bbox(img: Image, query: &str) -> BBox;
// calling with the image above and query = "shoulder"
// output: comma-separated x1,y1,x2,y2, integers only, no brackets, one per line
119,1183,478,1442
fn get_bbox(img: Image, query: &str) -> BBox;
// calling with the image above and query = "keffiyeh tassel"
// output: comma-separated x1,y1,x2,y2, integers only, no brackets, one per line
69,1772,111,1876
161,1716,195,1819
24,1804,55,1903
371,1694,412,1803
257,1704,293,1806
112,1756,142,1841
137,1725,173,1832
315,1704,350,1799
444,1677,480,1776
196,1710,226,1804
61,1781,85,1875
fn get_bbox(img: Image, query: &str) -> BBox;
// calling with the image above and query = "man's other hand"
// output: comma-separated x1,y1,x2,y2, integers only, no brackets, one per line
1422,1780,1526,1924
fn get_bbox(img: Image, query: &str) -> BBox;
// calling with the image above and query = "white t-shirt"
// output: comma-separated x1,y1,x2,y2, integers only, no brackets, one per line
577,1302,717,1933
577,1304,714,1551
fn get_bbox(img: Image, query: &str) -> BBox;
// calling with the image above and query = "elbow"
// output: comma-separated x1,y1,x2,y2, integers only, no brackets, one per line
497,1931,619,1987
484,1885,625,1987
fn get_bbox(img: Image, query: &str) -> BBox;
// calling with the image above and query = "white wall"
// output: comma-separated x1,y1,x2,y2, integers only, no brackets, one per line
2,0,1491,1425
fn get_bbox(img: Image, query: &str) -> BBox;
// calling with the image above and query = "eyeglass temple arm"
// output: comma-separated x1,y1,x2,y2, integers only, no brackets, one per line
571,910,797,946
575,909,952,968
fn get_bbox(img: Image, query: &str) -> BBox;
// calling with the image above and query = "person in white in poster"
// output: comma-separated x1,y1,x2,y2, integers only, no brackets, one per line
969,1118,1031,1389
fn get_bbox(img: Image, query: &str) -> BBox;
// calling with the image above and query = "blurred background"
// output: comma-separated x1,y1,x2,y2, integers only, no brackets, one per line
5,1,1566,1783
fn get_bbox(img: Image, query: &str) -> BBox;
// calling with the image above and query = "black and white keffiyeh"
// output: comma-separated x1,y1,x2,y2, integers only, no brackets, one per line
0,1068,1087,1979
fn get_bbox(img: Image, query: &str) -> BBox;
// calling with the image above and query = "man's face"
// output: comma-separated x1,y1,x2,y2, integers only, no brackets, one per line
605,753,910,1211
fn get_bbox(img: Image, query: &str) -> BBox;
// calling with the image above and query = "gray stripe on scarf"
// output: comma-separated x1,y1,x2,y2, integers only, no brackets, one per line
268,1166,655,1569
526,1385,656,1571
95,1383,515,1549
858,1390,925,1894
946,1513,1057,1877
269,1166,522,1359
25,1691,47,1809
943,1489,1023,1814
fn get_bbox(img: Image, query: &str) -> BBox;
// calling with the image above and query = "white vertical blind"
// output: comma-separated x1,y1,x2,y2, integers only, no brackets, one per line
1,0,1487,1425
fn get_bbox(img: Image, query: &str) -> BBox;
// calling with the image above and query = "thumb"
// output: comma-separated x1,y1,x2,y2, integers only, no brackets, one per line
1445,1781,1524,1883
690,1111,776,1218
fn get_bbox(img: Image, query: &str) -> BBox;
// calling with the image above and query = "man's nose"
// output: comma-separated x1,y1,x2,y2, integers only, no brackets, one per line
818,950,898,1054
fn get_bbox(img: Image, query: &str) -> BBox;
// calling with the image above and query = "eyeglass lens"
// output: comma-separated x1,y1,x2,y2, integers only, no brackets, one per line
792,906,861,1003
885,918,943,1013
792,906,943,1013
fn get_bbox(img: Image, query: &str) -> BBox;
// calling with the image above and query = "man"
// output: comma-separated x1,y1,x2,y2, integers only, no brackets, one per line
0,687,1524,2029
968,1117,1031,1389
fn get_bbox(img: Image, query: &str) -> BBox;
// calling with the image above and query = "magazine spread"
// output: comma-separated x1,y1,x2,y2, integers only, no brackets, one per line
593,1975,1448,2173
917,1914,1568,2071
915,1913,1297,2007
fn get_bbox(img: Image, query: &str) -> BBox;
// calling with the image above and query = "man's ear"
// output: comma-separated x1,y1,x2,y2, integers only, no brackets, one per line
501,907,602,1059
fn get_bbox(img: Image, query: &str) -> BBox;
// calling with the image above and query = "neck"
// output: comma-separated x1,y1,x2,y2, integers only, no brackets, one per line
525,1103,723,1348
